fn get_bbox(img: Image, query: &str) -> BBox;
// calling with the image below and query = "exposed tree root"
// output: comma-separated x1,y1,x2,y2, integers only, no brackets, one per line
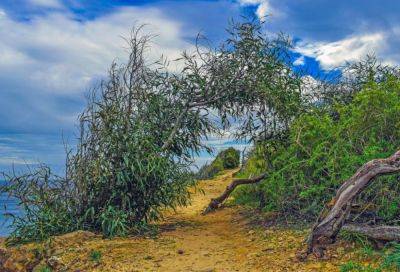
202,173,267,215
305,150,400,258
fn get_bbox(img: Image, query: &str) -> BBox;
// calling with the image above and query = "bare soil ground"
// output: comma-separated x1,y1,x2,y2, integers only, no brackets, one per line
0,170,378,271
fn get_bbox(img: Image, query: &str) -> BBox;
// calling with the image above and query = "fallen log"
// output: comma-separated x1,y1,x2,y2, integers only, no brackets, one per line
306,149,400,258
202,173,267,214
342,224,400,242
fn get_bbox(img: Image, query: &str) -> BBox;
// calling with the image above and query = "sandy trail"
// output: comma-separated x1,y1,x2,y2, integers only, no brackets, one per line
1,170,375,271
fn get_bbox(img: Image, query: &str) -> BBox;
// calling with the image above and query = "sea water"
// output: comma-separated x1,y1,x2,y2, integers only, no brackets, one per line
0,181,20,237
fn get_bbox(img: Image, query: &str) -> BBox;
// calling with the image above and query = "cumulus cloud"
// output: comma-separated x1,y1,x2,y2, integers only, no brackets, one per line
0,7,195,133
295,33,386,70
241,0,400,71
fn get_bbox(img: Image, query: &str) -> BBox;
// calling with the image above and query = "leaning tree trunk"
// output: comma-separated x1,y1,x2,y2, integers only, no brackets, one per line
203,173,267,214
306,150,400,258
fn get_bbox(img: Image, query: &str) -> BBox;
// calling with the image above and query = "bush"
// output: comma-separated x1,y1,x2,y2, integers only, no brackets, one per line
235,77,400,222
1,28,198,243
221,147,241,169
2,88,196,243
196,148,240,179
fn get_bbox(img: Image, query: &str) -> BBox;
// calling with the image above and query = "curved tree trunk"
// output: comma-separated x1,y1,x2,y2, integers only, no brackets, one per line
203,173,267,214
306,150,400,258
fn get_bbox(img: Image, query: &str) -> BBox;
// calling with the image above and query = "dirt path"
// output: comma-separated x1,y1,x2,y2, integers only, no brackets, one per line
1,170,376,271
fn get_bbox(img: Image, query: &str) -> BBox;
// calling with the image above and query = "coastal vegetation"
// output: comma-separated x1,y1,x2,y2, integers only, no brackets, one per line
2,18,400,271
1,19,302,244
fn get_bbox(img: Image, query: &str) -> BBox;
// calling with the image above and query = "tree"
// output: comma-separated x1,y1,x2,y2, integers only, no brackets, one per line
1,20,304,243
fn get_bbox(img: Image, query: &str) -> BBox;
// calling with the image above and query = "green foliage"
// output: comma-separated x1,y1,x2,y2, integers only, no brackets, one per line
2,20,302,244
340,261,380,272
382,243,400,271
339,243,400,272
1,166,78,244
35,266,52,272
196,148,240,179
339,230,377,258
89,250,102,263
233,145,268,206
221,147,240,169
196,161,224,180
99,206,129,238
236,77,400,221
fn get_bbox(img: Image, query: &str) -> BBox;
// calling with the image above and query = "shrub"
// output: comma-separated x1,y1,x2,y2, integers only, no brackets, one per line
221,147,240,169
1,28,197,243
236,77,400,222
196,148,240,179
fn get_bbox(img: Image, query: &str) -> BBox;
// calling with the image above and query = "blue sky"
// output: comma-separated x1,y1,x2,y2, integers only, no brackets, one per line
0,0,400,173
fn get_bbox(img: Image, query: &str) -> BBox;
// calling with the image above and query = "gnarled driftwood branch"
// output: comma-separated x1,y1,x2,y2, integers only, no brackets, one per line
203,173,267,214
306,149,400,258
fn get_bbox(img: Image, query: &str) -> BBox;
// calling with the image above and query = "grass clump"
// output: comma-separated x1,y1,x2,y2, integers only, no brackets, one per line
340,261,379,272
35,266,52,272
340,243,400,272
89,250,102,263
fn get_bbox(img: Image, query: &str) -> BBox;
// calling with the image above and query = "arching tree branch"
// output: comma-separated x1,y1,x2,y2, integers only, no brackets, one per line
203,173,267,214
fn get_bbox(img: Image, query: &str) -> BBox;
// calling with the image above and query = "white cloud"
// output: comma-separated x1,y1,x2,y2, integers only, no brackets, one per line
255,1,269,19
237,0,281,21
0,6,197,134
295,33,386,70
0,7,194,95
28,0,64,8
293,55,305,66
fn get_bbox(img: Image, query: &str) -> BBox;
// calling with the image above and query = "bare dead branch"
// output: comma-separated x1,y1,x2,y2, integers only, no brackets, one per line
203,172,267,214
305,149,400,258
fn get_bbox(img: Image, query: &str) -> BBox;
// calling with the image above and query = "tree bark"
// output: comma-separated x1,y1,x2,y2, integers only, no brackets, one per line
342,224,400,242
161,106,190,151
306,150,400,258
202,173,267,214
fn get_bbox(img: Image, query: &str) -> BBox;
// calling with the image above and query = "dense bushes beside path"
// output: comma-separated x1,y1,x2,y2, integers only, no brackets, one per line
235,77,400,223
